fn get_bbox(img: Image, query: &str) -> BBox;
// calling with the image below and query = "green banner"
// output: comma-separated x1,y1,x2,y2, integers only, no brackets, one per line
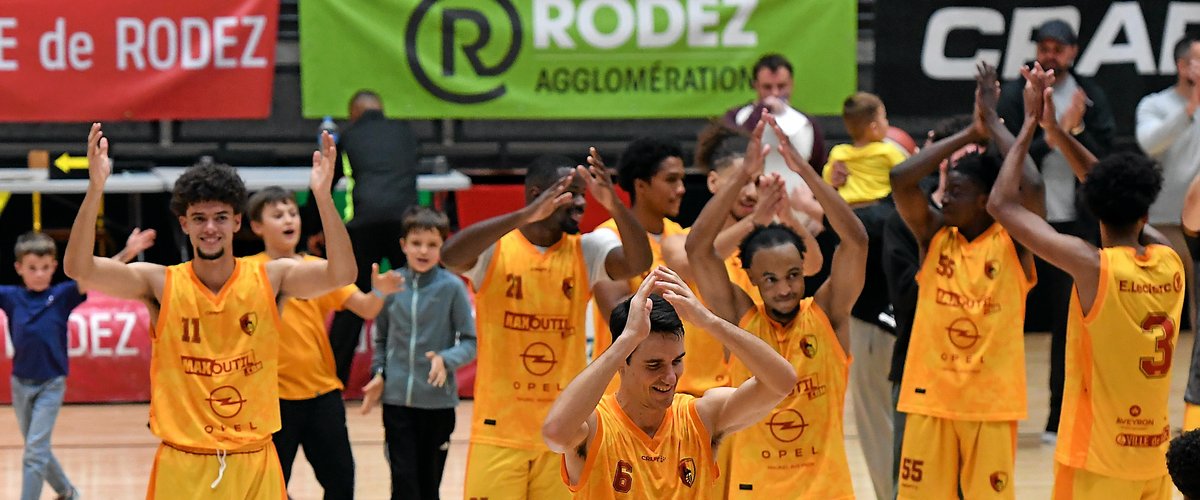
301,0,856,119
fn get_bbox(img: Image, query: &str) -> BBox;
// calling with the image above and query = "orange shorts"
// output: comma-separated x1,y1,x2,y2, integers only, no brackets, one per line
146,441,285,500
1052,462,1171,500
897,414,1017,500
464,442,570,500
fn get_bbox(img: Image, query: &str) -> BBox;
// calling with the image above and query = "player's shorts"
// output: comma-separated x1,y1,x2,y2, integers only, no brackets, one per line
897,414,1017,500
146,441,285,500
1185,403,1200,431
1052,462,1172,500
464,441,570,500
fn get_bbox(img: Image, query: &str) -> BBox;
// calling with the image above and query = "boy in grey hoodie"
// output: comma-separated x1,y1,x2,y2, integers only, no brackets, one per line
361,206,477,500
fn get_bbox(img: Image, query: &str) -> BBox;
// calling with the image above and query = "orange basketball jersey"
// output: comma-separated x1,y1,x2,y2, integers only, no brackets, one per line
591,217,687,361
1056,245,1184,480
565,393,718,499
472,230,593,450
899,224,1034,421
150,258,284,450
726,299,853,499
245,253,354,400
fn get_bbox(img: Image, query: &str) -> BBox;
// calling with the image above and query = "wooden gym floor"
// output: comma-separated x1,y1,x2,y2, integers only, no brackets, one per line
1,332,1193,499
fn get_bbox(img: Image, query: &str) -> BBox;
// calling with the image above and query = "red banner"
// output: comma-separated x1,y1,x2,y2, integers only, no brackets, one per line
0,0,277,121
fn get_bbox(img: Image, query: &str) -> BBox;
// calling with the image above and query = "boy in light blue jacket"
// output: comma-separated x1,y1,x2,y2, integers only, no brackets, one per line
361,206,476,500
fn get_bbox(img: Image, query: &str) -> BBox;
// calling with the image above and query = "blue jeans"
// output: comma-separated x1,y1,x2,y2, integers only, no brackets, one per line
11,375,74,500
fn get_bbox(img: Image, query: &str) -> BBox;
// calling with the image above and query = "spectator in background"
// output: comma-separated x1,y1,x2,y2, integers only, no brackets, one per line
321,89,421,385
1138,34,1200,431
997,19,1114,442
723,53,827,169
823,91,908,207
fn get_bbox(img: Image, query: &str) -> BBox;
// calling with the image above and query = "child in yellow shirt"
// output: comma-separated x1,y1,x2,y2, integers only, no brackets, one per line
823,92,908,205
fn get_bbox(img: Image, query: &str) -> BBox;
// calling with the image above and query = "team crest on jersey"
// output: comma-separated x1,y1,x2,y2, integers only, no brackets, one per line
678,458,696,487
985,260,1000,279
989,471,1008,492
562,277,575,298
800,335,818,359
239,312,257,336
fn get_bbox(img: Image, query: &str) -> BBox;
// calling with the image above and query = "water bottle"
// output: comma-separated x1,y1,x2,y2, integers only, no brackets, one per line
318,115,339,147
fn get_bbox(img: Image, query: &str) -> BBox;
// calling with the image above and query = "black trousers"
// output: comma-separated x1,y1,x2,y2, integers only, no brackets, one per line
383,405,455,500
273,390,355,500
330,222,408,385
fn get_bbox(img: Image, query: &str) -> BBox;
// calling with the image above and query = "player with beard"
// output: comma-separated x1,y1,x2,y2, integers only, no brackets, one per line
64,125,357,498
686,114,868,498
441,152,652,500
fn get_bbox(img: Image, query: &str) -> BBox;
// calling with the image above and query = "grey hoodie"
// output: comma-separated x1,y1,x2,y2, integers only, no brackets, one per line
371,266,476,409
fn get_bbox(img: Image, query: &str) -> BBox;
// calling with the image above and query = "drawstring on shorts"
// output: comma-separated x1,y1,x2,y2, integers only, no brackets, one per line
210,449,228,489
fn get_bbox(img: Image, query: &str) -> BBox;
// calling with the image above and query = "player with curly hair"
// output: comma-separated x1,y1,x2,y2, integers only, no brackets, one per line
990,64,1182,499
64,124,357,499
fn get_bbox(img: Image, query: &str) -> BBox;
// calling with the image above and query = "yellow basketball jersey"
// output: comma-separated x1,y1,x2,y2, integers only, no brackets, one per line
1056,245,1184,480
591,218,687,361
472,230,593,450
726,299,853,499
899,224,1033,421
245,253,353,400
565,393,718,499
150,258,284,450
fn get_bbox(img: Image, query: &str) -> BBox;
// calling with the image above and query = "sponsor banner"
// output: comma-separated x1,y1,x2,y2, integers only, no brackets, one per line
0,0,277,121
300,0,856,118
875,1,1188,136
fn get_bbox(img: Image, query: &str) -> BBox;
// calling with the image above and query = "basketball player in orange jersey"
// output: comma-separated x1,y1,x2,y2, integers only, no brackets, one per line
990,65,1183,499
542,266,798,498
440,152,653,500
63,124,356,499
589,137,687,396
660,125,822,396
890,62,1044,499
245,186,405,498
685,113,868,499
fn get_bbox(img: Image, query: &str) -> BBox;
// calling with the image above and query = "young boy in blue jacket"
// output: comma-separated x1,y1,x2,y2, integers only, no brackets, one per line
4,229,154,500
361,206,477,500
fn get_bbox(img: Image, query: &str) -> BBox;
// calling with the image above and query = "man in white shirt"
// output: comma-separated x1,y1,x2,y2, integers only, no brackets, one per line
1138,34,1200,432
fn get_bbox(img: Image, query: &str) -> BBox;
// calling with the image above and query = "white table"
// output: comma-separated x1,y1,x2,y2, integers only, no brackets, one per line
152,167,472,192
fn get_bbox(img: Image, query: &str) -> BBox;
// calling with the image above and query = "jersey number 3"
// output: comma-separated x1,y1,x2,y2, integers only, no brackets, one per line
1139,313,1175,378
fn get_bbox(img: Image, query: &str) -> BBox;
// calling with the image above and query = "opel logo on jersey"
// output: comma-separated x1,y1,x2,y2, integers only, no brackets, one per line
520,342,557,376
239,312,257,336
946,317,981,350
678,458,697,487
206,385,247,418
766,409,808,443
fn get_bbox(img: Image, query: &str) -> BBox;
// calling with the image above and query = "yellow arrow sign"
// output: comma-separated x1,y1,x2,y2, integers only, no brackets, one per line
54,153,88,173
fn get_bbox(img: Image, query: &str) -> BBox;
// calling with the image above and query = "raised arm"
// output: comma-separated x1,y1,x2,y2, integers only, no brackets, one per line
441,176,573,273
581,148,653,281
270,132,358,300
767,114,866,350
655,267,797,438
342,264,406,320
64,124,163,302
987,72,1099,305
1040,86,1100,182
685,123,770,323
978,63,1045,217
890,127,980,249
543,272,660,456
